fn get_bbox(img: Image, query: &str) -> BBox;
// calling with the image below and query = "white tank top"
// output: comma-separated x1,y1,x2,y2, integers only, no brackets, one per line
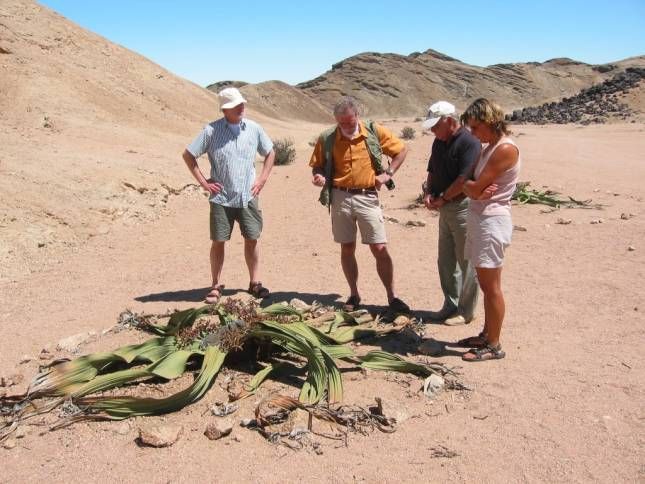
470,136,521,216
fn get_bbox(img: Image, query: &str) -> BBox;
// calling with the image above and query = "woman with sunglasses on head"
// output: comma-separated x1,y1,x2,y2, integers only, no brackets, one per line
458,98,521,362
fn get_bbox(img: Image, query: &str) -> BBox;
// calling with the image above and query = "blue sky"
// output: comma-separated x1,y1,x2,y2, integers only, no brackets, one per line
40,0,645,87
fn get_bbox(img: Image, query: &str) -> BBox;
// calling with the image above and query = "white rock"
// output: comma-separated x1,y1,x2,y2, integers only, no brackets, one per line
423,374,445,398
138,424,183,447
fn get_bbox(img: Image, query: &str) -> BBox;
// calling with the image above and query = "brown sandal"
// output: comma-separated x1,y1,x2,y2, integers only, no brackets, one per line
248,281,270,299
205,284,224,304
343,295,361,312
462,344,506,362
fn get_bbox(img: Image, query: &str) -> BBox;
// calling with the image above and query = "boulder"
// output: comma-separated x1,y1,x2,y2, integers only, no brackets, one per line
137,425,183,448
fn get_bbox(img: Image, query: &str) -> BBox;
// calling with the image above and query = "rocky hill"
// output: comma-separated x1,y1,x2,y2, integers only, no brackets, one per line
207,81,333,123
508,67,645,124
296,50,645,117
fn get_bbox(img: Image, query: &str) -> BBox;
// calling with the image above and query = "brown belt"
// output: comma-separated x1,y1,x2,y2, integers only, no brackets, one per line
333,186,377,195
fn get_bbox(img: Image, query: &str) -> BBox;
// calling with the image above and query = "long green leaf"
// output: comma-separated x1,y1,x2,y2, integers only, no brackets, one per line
359,350,433,376
158,306,211,335
68,367,151,398
319,349,343,403
232,362,284,401
252,322,327,403
81,346,226,419
259,303,303,320
147,350,197,379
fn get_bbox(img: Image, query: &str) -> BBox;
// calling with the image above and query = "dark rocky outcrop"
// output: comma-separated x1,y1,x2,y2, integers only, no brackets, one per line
293,50,645,117
509,67,645,124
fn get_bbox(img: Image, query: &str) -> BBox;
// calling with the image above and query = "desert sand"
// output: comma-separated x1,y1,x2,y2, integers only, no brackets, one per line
1,1,644,482
2,121,644,482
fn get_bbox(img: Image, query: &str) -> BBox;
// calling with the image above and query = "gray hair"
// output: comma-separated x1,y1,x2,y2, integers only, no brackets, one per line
333,96,362,116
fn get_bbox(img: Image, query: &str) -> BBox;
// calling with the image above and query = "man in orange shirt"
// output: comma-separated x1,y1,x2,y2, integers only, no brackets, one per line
309,96,410,315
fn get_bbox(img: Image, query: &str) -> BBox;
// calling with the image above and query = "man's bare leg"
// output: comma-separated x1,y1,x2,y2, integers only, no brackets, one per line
340,242,360,299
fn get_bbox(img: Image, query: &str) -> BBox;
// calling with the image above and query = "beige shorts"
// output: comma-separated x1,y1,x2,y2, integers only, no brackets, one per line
465,211,512,268
331,189,387,244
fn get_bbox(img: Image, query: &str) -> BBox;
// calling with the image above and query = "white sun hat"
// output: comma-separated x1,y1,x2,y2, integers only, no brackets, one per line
218,87,247,110
421,101,456,129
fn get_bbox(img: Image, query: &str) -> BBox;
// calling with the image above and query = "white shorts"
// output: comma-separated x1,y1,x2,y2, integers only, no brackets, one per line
465,211,512,268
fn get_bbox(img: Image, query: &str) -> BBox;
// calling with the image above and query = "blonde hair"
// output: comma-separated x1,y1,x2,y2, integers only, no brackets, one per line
461,98,510,136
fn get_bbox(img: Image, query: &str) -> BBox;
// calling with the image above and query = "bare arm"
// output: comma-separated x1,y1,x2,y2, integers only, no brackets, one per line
310,137,326,186
251,149,276,196
376,144,408,189
464,144,518,200
430,175,468,209
182,149,222,195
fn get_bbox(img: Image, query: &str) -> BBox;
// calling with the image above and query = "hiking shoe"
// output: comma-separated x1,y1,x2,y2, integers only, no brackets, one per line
388,297,411,314
425,307,457,322
444,314,474,326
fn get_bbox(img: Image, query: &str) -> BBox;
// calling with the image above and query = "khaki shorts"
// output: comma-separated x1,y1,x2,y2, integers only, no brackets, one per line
465,211,512,268
210,198,263,241
331,189,387,244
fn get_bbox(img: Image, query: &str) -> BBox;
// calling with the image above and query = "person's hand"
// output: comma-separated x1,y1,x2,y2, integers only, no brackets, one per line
423,193,435,210
251,177,267,197
375,173,391,190
203,178,223,195
480,183,498,200
424,194,443,210
312,174,326,187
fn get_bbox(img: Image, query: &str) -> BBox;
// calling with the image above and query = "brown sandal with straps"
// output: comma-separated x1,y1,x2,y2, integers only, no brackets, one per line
462,344,506,362
343,295,361,312
205,284,224,304
248,281,270,299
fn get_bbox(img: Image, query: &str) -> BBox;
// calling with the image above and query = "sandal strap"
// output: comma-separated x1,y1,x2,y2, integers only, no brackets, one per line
345,295,361,305
473,344,503,358
248,281,269,298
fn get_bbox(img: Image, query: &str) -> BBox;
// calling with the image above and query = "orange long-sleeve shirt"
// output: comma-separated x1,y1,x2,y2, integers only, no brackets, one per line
309,121,405,189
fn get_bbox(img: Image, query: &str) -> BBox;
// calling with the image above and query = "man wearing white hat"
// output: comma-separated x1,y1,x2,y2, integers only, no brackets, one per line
182,87,275,303
421,101,480,325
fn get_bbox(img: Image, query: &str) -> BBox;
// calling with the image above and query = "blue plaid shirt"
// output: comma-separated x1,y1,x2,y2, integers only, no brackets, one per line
187,118,273,208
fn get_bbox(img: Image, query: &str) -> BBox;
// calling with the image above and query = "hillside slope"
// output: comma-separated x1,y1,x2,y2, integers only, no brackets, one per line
297,49,645,117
